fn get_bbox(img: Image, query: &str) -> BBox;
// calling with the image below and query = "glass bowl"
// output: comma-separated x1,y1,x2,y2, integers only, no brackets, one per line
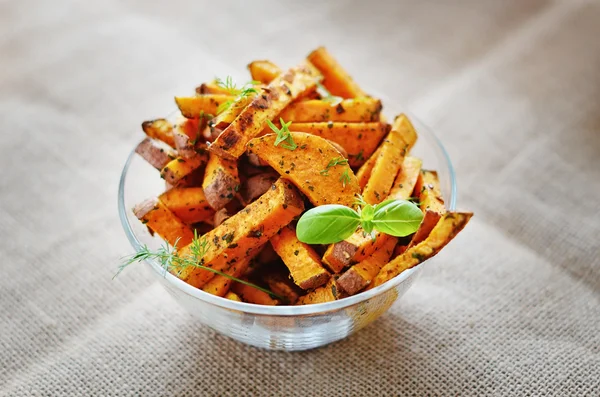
118,111,456,351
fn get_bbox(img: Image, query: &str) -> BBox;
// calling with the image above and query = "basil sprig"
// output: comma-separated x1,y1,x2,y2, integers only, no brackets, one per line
296,198,423,244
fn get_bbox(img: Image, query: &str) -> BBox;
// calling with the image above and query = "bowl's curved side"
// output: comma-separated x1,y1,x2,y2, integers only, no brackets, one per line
149,262,421,350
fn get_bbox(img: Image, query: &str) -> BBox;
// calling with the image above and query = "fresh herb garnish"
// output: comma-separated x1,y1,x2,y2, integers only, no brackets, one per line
316,81,343,106
339,168,351,187
320,157,349,176
215,76,260,114
296,195,423,244
267,118,297,150
115,231,282,300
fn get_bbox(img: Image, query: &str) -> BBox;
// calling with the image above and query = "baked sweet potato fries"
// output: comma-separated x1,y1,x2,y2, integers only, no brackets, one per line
129,47,472,305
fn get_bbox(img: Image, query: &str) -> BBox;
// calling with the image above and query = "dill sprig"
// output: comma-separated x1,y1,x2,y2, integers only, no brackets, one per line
316,81,343,106
320,157,349,176
339,168,351,187
267,118,297,150
115,232,283,300
215,76,260,114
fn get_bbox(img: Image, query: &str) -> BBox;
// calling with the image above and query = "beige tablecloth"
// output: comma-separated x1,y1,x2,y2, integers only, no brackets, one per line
1,0,599,395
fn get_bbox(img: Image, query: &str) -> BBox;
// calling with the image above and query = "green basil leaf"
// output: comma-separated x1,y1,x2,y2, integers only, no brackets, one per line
372,200,424,237
296,205,361,244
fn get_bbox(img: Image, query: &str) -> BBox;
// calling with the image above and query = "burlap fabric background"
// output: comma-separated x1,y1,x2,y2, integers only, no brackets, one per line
1,0,599,395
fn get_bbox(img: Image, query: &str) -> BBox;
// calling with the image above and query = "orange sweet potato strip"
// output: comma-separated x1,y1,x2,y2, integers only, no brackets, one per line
231,281,279,305
209,62,321,159
408,170,447,247
247,60,282,84
160,154,207,186
224,291,242,301
270,226,331,290
202,152,240,210
296,277,343,305
322,155,421,272
175,95,233,119
158,187,214,224
355,146,381,189
141,119,175,147
278,98,382,123
387,157,422,200
321,230,390,273
247,132,360,207
370,212,472,288
263,270,303,305
135,138,177,170
201,247,260,297
196,81,233,95
271,122,389,168
176,179,304,288
307,46,367,99
336,235,397,295
362,129,408,205
133,198,194,247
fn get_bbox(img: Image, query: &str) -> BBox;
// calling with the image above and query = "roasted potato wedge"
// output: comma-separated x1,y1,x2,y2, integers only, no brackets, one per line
336,235,397,295
142,118,175,147
133,198,194,247
135,137,177,170
247,132,360,207
278,98,382,123
210,62,321,159
270,226,331,290
158,187,214,224
371,212,473,288
266,122,389,168
175,95,233,119
247,60,282,84
362,129,408,204
176,179,304,288
202,153,240,210
307,46,367,98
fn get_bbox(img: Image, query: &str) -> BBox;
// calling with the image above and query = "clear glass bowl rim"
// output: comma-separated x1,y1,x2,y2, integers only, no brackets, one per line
118,115,457,316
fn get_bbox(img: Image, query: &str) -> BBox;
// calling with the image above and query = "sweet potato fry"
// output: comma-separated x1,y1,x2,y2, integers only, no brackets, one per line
142,119,175,147
267,122,388,168
133,198,194,247
196,81,233,95
371,212,473,288
307,46,367,99
225,291,242,301
362,129,408,204
388,157,422,200
135,138,177,170
160,154,207,185
202,152,240,210
263,270,303,304
296,277,342,305
209,93,257,131
278,98,382,123
158,187,214,224
175,95,233,119
177,179,304,288
231,281,279,305
201,248,259,297
270,226,330,290
240,172,279,205
247,60,282,84
355,146,380,189
321,229,390,273
392,114,418,151
408,170,447,247
210,62,321,159
247,132,360,207
336,235,397,295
